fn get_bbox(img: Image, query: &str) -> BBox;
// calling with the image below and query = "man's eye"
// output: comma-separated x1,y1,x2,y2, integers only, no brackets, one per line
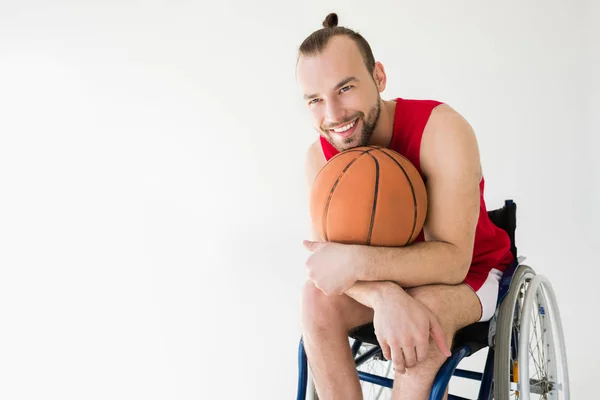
340,85,352,93
309,98,320,105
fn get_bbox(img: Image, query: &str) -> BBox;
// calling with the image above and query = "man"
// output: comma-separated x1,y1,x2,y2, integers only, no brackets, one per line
296,13,514,400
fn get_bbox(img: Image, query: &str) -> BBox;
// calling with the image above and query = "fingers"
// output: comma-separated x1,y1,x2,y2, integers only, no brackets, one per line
303,240,315,251
415,341,429,364
303,240,324,252
429,316,452,357
380,341,407,374
380,342,392,362
401,346,418,369
391,345,406,374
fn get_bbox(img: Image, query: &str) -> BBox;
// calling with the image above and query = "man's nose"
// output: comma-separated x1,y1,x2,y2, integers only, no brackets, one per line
324,99,346,126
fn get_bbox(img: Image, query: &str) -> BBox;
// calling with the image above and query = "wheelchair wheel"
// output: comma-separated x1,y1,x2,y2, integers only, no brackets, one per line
493,264,570,399
306,340,394,400
354,340,394,400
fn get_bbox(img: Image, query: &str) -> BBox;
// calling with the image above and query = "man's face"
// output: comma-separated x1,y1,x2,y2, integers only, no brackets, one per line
296,36,382,152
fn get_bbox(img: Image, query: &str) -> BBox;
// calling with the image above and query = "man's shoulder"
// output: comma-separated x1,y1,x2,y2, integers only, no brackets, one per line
392,97,448,136
304,138,327,187
420,103,480,178
305,138,325,166
423,103,473,139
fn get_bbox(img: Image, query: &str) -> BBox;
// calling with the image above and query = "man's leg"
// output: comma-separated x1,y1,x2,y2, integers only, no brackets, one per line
301,280,374,400
392,283,482,400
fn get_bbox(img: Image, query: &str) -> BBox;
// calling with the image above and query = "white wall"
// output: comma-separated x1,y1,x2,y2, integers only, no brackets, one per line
587,0,600,243
0,1,596,399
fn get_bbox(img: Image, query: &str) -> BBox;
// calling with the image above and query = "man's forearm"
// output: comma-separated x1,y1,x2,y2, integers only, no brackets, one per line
344,280,401,309
355,240,471,288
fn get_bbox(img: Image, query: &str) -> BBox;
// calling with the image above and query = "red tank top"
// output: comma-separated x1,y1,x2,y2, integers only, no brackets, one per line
319,97,514,282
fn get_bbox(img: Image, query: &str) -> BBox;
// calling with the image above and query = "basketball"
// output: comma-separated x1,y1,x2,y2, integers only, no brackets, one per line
309,145,428,247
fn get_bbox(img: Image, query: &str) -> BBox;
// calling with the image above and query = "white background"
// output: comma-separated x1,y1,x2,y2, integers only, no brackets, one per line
0,1,597,399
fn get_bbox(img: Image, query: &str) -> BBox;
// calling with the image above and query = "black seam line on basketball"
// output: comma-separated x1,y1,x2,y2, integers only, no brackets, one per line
365,153,379,246
319,148,377,195
317,146,381,238
376,148,418,246
322,152,370,241
378,148,418,245
313,147,377,193
313,149,369,183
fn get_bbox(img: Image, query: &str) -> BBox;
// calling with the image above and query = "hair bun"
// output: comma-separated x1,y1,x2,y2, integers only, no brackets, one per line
322,13,338,28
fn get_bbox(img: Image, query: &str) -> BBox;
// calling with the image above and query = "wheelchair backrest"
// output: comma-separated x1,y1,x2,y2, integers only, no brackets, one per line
486,199,517,260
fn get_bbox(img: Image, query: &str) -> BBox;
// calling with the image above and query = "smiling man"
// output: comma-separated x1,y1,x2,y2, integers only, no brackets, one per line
296,13,515,400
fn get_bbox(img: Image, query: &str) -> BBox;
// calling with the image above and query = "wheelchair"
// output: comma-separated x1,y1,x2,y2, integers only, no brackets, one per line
296,200,570,399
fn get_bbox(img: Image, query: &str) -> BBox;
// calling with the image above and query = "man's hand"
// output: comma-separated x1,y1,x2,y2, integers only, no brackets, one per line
372,283,452,373
303,240,360,296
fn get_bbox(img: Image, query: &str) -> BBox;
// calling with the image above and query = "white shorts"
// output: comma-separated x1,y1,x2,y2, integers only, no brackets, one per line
473,268,503,322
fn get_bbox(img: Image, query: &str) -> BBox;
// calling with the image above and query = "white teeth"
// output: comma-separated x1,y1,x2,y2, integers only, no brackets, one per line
332,119,356,133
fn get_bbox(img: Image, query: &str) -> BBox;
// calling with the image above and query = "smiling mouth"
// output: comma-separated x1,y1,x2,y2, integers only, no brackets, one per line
328,118,359,134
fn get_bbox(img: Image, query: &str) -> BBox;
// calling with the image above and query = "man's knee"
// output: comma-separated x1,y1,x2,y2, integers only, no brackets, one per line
405,286,448,323
406,284,480,335
300,280,373,334
301,280,341,332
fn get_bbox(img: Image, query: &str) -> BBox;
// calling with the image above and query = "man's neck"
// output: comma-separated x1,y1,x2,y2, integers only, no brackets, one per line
368,99,396,148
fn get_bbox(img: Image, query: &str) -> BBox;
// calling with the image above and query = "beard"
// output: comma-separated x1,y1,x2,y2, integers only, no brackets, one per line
322,100,382,152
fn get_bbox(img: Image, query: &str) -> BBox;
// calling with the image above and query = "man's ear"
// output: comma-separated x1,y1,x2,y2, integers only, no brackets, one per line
372,62,387,93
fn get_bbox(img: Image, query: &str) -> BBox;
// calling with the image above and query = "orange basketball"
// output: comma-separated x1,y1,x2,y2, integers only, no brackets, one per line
310,145,428,247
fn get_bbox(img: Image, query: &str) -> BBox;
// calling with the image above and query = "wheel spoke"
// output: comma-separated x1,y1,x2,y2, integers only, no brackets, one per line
493,266,569,400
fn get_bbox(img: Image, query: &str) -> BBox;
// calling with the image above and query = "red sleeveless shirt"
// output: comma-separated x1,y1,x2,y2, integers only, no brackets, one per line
319,98,514,291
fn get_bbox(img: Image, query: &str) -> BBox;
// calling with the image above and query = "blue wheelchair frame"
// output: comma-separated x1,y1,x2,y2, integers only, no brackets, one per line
296,200,520,400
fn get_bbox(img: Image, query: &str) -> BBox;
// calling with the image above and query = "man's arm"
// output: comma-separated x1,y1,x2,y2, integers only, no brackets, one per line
352,104,482,288
304,140,394,307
